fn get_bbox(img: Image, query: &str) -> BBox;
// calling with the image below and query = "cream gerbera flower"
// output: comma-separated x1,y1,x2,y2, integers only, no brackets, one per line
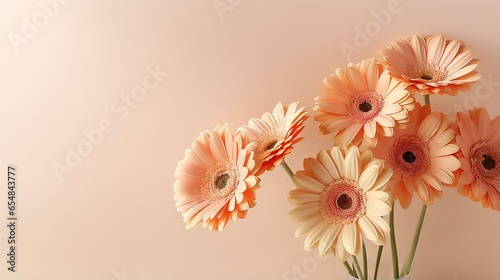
238,102,308,175
372,103,461,208
174,124,261,231
455,107,500,211
379,33,481,96
287,145,392,262
314,58,414,147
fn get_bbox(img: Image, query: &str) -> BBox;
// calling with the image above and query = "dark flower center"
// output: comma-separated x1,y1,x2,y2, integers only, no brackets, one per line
337,193,353,210
421,74,433,81
266,140,278,151
358,101,372,112
216,173,230,189
469,143,500,186
320,180,367,224
402,151,416,163
389,136,430,176
482,154,495,170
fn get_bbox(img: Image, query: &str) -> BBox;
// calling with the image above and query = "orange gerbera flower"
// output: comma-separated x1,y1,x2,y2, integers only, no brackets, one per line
372,103,461,208
315,58,414,147
238,102,308,175
288,145,392,262
379,34,480,96
174,124,261,231
455,107,500,210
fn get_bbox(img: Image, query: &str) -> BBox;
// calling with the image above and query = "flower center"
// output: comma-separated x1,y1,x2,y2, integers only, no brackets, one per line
337,193,352,209
402,151,416,163
215,173,230,189
358,101,372,112
469,142,500,186
320,179,366,224
421,75,433,81
255,131,285,159
347,90,384,123
389,135,430,176
409,61,447,82
266,140,278,151
481,155,495,170
201,160,238,201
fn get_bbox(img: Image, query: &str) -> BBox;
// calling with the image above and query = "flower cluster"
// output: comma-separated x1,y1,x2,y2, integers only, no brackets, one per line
173,33,498,279
173,103,308,231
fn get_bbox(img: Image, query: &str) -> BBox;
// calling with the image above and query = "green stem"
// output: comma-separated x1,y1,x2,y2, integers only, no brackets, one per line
424,94,431,105
343,261,356,278
351,255,365,280
373,246,383,280
280,160,294,178
389,204,400,279
401,203,428,276
362,243,368,279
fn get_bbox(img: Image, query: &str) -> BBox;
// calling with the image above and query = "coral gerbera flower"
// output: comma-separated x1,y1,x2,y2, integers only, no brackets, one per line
455,107,500,210
378,33,481,96
314,58,415,147
287,145,392,262
173,124,261,231
238,102,308,175
372,103,461,208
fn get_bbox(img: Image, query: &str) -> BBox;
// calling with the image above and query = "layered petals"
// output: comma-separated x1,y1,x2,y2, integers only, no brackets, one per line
174,124,261,231
455,107,500,211
379,34,481,96
315,58,414,147
371,103,460,208
288,145,392,262
238,102,308,175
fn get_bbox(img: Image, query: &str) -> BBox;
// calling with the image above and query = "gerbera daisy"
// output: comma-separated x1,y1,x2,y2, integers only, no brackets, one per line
287,145,392,262
314,58,415,147
372,103,461,208
173,124,261,231
238,102,308,175
455,107,500,210
378,33,481,96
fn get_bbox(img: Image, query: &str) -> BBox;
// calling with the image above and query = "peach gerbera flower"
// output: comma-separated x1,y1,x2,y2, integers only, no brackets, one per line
378,34,481,96
455,107,500,210
372,103,461,209
174,124,261,231
287,145,392,262
314,58,415,147
238,102,308,175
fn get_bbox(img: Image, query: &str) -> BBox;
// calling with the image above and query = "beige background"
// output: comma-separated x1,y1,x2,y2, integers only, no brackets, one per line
1,0,499,279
